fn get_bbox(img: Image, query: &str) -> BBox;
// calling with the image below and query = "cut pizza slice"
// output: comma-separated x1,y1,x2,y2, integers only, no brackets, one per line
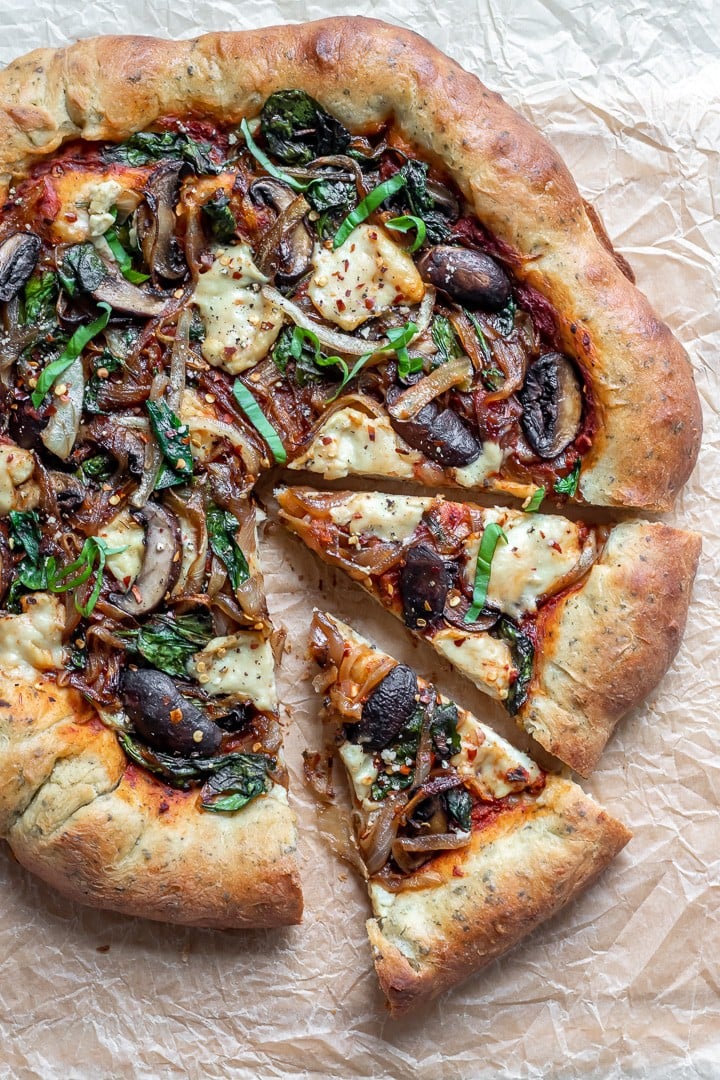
279,487,701,775
309,610,631,1015
0,479,302,928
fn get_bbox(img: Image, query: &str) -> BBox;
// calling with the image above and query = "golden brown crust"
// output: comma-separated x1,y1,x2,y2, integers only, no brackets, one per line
0,17,700,510
523,522,702,776
0,680,302,927
367,776,631,1016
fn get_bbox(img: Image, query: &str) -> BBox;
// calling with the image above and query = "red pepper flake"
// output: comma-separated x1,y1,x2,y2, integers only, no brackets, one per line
452,866,465,878
368,425,376,442
336,299,346,312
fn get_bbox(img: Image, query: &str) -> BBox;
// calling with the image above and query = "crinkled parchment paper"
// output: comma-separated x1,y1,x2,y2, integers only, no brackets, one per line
0,2,718,1077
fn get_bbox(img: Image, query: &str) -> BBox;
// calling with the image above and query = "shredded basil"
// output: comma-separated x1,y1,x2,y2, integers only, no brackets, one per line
239,118,308,194
32,303,111,408
104,130,221,174
494,617,534,715
206,503,250,591
46,536,125,616
431,316,463,366
232,380,287,465
146,399,194,484
104,221,149,284
117,611,214,678
259,89,351,166
385,214,427,253
332,173,407,249
387,322,420,381
465,523,508,623
523,487,546,513
554,460,581,497
201,191,237,242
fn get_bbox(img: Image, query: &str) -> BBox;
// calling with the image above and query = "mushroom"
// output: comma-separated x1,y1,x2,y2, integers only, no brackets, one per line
0,232,41,303
400,544,452,630
251,179,313,283
518,352,583,459
442,589,499,632
417,246,512,311
120,668,222,757
110,502,182,616
64,243,167,318
425,179,460,221
136,161,188,282
47,470,86,514
391,400,483,468
356,664,420,750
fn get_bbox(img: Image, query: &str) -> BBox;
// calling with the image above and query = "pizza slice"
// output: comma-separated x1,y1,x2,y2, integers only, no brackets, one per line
0,474,301,928
309,610,631,1015
0,18,701,513
279,487,700,775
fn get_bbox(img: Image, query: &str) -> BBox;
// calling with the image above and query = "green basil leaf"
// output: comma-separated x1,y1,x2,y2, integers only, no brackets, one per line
232,380,287,464
431,315,463,366
32,302,111,408
201,191,237,243
239,118,308,193
523,487,546,513
104,130,221,174
118,611,214,678
146,399,194,482
200,754,272,813
554,461,581,497
22,271,58,324
385,214,427,253
45,535,125,616
445,786,472,831
8,510,42,564
494,616,534,715
464,309,492,364
332,173,407,249
465,523,508,623
387,322,420,381
259,90,350,166
206,503,250,591
271,327,294,374
104,225,150,284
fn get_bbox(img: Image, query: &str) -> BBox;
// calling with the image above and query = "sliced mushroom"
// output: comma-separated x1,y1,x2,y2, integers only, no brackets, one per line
400,544,452,630
249,177,296,213
254,191,313,283
110,502,182,615
64,243,167,318
442,589,498,632
518,352,583,459
136,161,188,282
425,180,460,221
120,668,222,757
47,470,86,514
0,232,41,302
391,400,483,468
417,246,511,311
357,664,419,750
40,356,84,460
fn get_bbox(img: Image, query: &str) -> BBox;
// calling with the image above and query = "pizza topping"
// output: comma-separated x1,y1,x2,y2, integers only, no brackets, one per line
417,245,512,311
136,161,189,283
109,502,182,616
187,632,278,711
0,593,65,675
390,399,484,468
259,90,352,166
0,444,38,515
519,352,583,459
120,667,223,757
399,544,451,630
357,663,420,749
98,510,146,586
0,232,41,302
60,243,167,318
465,522,508,622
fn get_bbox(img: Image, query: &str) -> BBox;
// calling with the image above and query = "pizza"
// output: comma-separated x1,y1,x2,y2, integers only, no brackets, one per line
308,610,632,1015
0,16,698,987
278,487,700,775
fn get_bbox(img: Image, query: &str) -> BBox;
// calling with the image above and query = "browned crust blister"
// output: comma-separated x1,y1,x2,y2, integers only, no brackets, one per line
366,776,631,1016
0,16,701,510
0,682,302,928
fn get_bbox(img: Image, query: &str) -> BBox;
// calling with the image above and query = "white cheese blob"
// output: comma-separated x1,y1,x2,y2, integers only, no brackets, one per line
308,224,425,331
339,741,379,802
0,594,65,676
192,244,284,373
328,492,432,541
51,173,141,243
432,629,513,701
451,441,505,487
187,632,277,711
0,443,37,516
289,408,424,481
452,709,542,798
97,511,146,587
178,387,220,463
463,509,592,619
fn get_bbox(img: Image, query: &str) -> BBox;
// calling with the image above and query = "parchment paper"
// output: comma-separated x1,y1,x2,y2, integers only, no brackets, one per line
0,3,718,1077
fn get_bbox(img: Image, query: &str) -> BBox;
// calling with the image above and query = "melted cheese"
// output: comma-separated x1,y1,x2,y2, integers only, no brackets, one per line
0,594,65,676
308,224,425,331
289,408,424,480
97,511,145,587
178,388,221,463
451,442,505,487
0,443,38,516
432,629,513,701
192,244,284,373
328,493,431,541
51,171,142,243
464,509,591,619
453,710,542,798
187,632,277,711
339,741,379,802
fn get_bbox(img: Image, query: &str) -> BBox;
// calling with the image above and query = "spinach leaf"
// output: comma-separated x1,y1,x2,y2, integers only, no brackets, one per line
31,303,111,408
6,557,51,611
430,701,461,760
494,616,534,715
201,191,237,242
370,706,425,801
494,298,516,337
445,786,472,831
271,326,294,375
83,350,125,415
146,399,194,485
8,510,42,564
396,160,452,244
431,315,463,366
200,755,272,813
104,131,221,174
554,460,581,497
305,177,355,215
260,90,351,165
59,243,106,296
76,454,115,483
22,271,58,324
118,611,214,678
206,504,250,591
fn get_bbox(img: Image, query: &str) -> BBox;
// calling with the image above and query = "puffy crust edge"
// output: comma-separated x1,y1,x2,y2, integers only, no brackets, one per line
523,522,701,776
0,17,700,510
0,680,302,928
366,775,631,1016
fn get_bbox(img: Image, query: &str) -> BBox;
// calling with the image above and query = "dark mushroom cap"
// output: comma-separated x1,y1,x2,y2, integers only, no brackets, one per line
357,664,420,750
519,352,583,459
120,668,222,757
0,232,41,303
391,401,483,468
417,245,512,311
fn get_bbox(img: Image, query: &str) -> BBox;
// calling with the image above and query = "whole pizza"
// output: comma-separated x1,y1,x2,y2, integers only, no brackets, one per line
0,18,701,1009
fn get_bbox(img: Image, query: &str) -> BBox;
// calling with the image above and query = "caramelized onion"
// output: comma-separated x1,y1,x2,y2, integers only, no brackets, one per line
360,791,408,877
387,355,473,421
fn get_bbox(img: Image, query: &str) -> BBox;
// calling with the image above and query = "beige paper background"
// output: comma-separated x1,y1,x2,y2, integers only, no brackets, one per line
0,3,718,1077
